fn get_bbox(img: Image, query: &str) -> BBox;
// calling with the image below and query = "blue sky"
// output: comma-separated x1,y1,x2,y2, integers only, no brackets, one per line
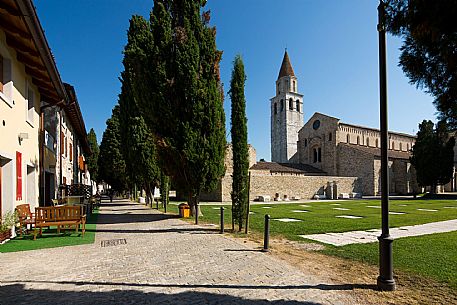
35,0,436,161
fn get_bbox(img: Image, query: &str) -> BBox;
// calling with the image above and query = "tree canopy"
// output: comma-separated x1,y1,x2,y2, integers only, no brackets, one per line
410,119,455,191
385,0,457,127
124,0,226,218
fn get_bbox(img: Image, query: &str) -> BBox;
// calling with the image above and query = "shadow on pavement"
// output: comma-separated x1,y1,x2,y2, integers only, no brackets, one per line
86,227,218,234
0,283,323,304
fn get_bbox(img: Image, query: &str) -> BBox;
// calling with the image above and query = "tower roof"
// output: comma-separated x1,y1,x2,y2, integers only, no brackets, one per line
277,50,296,79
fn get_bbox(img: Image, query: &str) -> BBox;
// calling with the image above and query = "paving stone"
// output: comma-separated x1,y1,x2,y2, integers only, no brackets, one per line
0,200,359,304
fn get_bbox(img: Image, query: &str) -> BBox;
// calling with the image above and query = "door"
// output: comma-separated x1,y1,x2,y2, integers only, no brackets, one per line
0,164,2,218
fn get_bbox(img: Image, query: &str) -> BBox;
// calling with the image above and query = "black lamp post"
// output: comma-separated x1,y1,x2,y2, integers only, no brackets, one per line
377,0,396,291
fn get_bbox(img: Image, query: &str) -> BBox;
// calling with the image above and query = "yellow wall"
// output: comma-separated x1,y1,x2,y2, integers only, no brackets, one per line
0,30,40,214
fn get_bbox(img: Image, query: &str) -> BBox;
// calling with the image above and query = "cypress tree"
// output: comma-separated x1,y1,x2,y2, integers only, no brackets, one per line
98,105,127,192
126,0,226,223
86,128,99,183
160,172,170,211
229,55,249,231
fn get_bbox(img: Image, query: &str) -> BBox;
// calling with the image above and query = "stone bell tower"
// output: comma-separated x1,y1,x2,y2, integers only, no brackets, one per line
270,50,304,163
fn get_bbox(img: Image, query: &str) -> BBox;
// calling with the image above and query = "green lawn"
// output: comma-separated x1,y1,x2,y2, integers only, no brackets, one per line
162,199,457,288
0,209,99,253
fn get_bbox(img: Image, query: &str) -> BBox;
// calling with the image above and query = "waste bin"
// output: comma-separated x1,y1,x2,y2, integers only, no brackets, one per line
178,203,190,218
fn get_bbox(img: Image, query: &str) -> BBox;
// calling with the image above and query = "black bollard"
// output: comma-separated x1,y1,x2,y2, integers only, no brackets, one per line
220,207,225,234
164,201,167,213
262,214,270,252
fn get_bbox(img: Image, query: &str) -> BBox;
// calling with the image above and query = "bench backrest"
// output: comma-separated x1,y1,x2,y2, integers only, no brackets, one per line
16,204,33,220
35,206,83,222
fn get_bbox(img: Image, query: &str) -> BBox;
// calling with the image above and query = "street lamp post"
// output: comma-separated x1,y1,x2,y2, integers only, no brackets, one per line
377,0,396,291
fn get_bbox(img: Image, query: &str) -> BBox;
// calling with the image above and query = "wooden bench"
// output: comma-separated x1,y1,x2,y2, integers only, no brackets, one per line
16,204,35,236
34,206,86,240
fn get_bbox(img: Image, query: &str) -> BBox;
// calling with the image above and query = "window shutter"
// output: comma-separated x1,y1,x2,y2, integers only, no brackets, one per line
70,143,73,161
16,151,22,200
60,132,64,155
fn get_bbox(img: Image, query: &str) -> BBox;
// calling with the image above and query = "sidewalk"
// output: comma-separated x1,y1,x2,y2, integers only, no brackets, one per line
300,219,457,246
0,200,364,304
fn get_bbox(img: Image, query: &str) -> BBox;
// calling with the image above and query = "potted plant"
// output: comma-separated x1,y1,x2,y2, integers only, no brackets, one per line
0,211,18,244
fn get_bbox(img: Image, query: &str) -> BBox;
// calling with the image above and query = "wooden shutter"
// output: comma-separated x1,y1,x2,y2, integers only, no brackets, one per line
0,54,3,93
60,132,64,155
16,151,22,201
69,143,73,161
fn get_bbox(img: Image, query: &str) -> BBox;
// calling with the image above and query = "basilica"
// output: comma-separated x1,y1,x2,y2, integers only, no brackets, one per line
203,51,425,202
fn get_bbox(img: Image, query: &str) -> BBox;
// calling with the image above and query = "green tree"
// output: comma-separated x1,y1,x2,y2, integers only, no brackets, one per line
98,105,127,192
86,128,99,183
125,1,226,222
385,0,457,127
119,17,161,203
229,55,249,231
160,172,169,210
410,120,455,192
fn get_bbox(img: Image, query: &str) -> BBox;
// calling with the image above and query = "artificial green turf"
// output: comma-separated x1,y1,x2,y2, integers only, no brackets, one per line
0,209,99,253
322,231,457,289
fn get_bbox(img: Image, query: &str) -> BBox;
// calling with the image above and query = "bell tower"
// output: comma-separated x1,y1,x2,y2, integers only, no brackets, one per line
270,50,304,163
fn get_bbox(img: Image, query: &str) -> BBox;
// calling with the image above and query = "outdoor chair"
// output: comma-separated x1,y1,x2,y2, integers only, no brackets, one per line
16,204,35,237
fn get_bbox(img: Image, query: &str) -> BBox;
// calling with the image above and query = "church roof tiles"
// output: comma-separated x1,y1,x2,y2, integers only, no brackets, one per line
278,51,296,79
250,162,326,175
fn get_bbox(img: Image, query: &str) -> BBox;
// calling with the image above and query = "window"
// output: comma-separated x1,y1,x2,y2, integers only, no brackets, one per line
60,132,65,156
280,99,284,111
357,136,360,145
274,103,277,115
63,176,67,185
399,143,403,151
347,134,350,143
0,55,13,107
296,100,300,112
318,148,322,162
313,147,322,163
65,137,67,158
304,139,307,147
366,138,370,146
376,138,379,147
329,133,332,141
277,83,280,94
289,98,293,110
293,80,296,92
313,148,317,163
392,141,395,150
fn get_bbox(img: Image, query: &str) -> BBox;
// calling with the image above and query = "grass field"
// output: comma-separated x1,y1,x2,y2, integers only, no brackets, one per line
0,209,99,253
161,199,457,288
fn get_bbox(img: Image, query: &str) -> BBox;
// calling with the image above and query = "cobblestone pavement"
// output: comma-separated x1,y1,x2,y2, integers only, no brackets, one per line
0,200,363,304
300,219,457,246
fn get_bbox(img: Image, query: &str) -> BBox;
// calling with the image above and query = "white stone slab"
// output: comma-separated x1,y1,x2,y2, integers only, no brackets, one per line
444,206,457,209
330,203,341,206
291,210,309,213
417,209,438,212
262,207,272,209
249,212,255,214
299,204,310,208
389,212,405,215
398,204,408,207
366,206,381,209
335,215,362,219
273,218,302,222
333,207,349,211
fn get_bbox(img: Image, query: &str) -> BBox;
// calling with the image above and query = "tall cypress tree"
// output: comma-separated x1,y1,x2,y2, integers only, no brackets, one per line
126,0,226,222
160,172,170,210
86,128,99,183
229,55,249,231
98,105,127,192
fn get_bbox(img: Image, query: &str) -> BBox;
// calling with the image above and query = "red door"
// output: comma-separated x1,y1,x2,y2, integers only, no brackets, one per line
0,164,2,218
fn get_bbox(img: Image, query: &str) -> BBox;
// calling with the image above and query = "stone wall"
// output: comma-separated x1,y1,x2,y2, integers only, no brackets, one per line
248,172,359,201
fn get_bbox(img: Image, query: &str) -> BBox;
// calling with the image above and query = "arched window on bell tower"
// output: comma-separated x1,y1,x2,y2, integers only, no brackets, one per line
296,99,300,112
289,98,293,110
280,99,284,111
293,80,296,92
274,103,277,115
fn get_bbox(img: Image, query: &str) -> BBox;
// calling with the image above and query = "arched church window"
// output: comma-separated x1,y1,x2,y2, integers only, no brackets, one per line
274,103,277,115
392,141,395,150
376,138,379,147
399,143,403,151
278,83,280,94
329,133,332,141
318,148,322,162
289,98,293,110
304,139,307,147
347,134,350,143
296,100,300,112
366,138,370,146
280,99,284,111
313,148,318,163
357,136,360,145
293,80,296,92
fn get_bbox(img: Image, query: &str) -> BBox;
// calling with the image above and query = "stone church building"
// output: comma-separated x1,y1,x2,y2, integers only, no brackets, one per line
203,51,422,202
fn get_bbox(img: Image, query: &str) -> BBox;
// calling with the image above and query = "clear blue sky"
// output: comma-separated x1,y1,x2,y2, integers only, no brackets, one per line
35,0,436,161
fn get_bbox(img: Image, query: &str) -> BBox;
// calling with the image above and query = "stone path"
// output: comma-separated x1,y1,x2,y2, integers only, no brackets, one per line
300,219,457,246
0,200,362,304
